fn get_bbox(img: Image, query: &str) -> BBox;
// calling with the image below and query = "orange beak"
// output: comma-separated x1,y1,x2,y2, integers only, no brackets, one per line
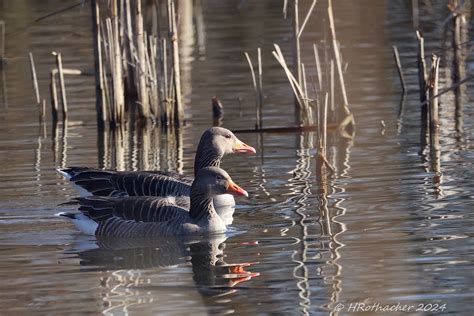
234,140,256,154
227,180,249,197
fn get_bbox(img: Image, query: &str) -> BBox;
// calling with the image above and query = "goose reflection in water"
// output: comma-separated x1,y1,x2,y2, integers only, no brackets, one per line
66,234,259,314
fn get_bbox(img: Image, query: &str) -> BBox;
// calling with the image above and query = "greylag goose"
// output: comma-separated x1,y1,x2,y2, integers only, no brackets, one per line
58,127,255,206
58,167,248,237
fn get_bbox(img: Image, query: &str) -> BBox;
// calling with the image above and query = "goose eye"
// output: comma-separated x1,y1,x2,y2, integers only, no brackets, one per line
224,134,231,139
216,175,222,180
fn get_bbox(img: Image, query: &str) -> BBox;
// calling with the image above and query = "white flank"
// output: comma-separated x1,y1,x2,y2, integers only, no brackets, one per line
56,212,98,236
69,183,93,197
57,169,92,197
56,168,72,180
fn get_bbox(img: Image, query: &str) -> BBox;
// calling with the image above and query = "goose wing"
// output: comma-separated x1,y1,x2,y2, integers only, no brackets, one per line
73,196,188,223
58,167,192,197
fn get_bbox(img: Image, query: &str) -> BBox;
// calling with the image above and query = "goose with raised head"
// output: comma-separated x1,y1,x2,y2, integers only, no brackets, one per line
58,127,255,212
57,167,248,237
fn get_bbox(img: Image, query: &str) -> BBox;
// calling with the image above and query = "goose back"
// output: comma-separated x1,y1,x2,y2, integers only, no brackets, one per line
59,167,192,197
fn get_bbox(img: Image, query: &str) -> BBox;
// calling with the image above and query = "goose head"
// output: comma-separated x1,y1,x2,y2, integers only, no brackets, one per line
193,167,248,198
199,127,256,157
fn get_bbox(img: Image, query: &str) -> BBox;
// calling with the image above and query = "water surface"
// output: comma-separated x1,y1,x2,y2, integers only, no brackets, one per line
0,0,473,315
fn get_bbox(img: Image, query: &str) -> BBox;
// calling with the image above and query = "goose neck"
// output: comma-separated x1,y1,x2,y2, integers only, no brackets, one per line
194,147,222,177
189,185,216,221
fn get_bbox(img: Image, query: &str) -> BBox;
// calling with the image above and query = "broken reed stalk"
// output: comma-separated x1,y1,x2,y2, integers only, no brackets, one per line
28,52,40,104
428,54,440,173
49,68,83,122
327,0,354,127
55,52,68,119
91,0,106,125
428,55,440,148
135,0,150,119
416,30,428,148
392,45,407,94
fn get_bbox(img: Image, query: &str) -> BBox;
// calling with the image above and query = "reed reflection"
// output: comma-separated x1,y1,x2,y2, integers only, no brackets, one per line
97,121,182,173
66,235,259,314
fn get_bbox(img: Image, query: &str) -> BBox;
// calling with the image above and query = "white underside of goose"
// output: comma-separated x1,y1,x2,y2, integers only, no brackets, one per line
57,169,94,197
56,212,98,236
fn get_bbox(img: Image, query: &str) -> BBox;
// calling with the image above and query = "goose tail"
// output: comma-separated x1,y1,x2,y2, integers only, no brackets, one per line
56,211,98,236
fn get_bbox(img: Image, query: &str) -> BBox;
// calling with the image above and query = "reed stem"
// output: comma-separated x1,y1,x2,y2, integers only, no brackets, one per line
392,45,407,94
91,0,106,125
28,52,40,104
55,52,68,119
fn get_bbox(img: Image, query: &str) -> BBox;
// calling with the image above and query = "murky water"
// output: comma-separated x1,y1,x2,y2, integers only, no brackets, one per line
1,0,473,315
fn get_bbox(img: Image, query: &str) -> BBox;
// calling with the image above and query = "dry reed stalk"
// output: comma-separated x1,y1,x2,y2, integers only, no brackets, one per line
416,30,428,148
244,52,259,128
291,0,301,84
91,0,106,124
330,59,334,112
111,1,125,123
55,52,68,119
149,36,159,118
429,55,440,139
41,99,46,120
451,1,464,132
272,44,312,125
301,63,308,102
169,0,183,125
321,93,328,158
416,75,473,113
50,70,58,122
168,68,175,124
392,45,406,94
428,54,441,174
51,68,82,76
298,0,318,38
416,31,427,102
162,38,168,106
313,44,322,91
292,0,301,122
327,0,354,128
104,18,116,123
0,20,4,62
28,52,40,104
258,47,263,129
283,0,288,19
135,0,150,119
124,0,135,94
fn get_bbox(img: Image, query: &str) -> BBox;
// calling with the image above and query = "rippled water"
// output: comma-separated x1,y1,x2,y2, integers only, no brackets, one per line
0,0,473,315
